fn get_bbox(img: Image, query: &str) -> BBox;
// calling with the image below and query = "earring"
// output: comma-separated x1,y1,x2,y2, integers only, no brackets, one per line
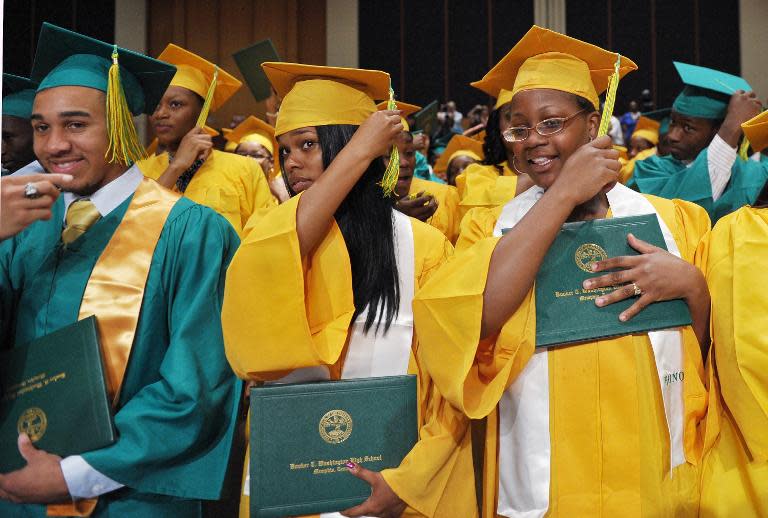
511,155,524,174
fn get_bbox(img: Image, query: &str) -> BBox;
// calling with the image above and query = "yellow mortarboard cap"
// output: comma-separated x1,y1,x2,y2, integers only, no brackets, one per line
377,100,421,131
471,25,637,110
433,134,484,174
158,44,241,112
225,115,277,156
221,128,238,152
631,116,659,146
742,111,768,153
263,62,391,137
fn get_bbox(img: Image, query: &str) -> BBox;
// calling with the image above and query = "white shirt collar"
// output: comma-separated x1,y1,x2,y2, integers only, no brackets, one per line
62,165,143,221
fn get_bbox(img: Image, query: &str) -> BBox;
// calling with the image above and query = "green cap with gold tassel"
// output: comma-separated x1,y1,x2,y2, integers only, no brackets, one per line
31,22,177,162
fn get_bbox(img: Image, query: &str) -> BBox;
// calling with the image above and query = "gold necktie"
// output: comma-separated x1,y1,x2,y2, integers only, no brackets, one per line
61,199,101,245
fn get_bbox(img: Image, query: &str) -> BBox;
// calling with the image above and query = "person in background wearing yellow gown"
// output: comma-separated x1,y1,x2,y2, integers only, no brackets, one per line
413,26,713,517
433,133,483,187
698,110,768,517
384,103,462,243
137,44,276,236
222,63,477,518
224,115,290,202
453,63,538,220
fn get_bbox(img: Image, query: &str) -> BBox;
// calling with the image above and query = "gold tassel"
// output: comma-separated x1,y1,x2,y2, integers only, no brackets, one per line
105,45,146,165
380,86,400,197
597,53,621,137
196,66,218,128
738,137,751,160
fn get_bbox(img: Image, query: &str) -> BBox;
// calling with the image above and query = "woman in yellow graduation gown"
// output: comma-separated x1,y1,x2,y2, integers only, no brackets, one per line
137,44,276,235
413,26,712,517
454,76,536,220
222,63,476,518
698,114,768,517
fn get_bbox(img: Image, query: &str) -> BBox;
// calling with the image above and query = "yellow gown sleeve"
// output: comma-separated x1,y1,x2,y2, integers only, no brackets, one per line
222,194,355,380
380,220,478,518
409,178,461,244
618,147,656,185
706,207,768,459
413,236,536,419
455,206,502,252
458,165,517,221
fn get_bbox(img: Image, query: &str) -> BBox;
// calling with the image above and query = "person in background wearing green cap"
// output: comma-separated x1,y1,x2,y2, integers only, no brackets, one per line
2,75,38,175
0,23,241,518
629,62,766,222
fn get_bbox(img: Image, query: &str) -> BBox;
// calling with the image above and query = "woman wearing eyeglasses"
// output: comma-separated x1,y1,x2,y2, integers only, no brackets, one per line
413,27,712,517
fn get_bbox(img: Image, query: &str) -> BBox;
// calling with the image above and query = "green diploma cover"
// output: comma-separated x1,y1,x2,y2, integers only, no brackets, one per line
0,317,115,472
249,375,417,517
532,214,692,347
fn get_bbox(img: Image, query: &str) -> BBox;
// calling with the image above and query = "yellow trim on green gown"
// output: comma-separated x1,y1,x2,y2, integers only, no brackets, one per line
222,195,478,517
137,149,276,237
409,176,461,243
699,206,768,517
414,194,711,517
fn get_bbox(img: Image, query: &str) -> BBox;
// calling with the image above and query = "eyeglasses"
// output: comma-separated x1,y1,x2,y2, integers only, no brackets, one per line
502,109,587,142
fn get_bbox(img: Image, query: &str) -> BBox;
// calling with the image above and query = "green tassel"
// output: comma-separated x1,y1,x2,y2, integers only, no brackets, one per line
598,54,621,138
380,86,400,197
105,45,146,165
196,66,218,127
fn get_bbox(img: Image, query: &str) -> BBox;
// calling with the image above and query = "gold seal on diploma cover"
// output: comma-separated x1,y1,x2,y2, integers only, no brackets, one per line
17,407,48,442
575,243,608,273
319,409,353,444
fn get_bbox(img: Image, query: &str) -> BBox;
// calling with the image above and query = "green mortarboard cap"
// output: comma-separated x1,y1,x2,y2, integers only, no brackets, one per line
412,100,439,136
233,39,281,102
3,74,38,119
672,62,751,120
30,22,176,115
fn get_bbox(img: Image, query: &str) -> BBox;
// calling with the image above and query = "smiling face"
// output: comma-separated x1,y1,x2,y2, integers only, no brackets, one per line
506,89,599,189
31,86,126,195
665,111,719,162
277,127,324,193
150,85,202,150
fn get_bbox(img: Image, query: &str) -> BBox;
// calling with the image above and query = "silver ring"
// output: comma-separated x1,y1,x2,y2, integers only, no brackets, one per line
23,182,40,199
631,282,642,297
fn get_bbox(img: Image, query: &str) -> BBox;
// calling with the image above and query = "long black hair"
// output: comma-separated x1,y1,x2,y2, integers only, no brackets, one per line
482,108,508,174
280,124,400,333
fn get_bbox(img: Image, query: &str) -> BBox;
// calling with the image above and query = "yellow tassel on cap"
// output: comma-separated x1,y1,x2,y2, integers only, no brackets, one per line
380,86,400,197
105,46,146,165
196,66,219,127
597,53,621,137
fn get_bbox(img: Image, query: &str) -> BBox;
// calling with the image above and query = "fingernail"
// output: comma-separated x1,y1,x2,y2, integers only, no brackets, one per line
596,298,604,306
346,462,356,469
591,263,599,271
620,314,628,322
583,281,591,288
62,174,74,181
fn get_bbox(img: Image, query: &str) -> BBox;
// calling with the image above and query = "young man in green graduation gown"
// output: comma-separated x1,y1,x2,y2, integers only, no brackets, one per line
0,23,242,517
629,62,766,222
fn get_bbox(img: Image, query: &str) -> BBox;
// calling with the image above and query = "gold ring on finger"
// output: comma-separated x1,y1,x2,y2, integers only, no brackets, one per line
631,282,642,297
